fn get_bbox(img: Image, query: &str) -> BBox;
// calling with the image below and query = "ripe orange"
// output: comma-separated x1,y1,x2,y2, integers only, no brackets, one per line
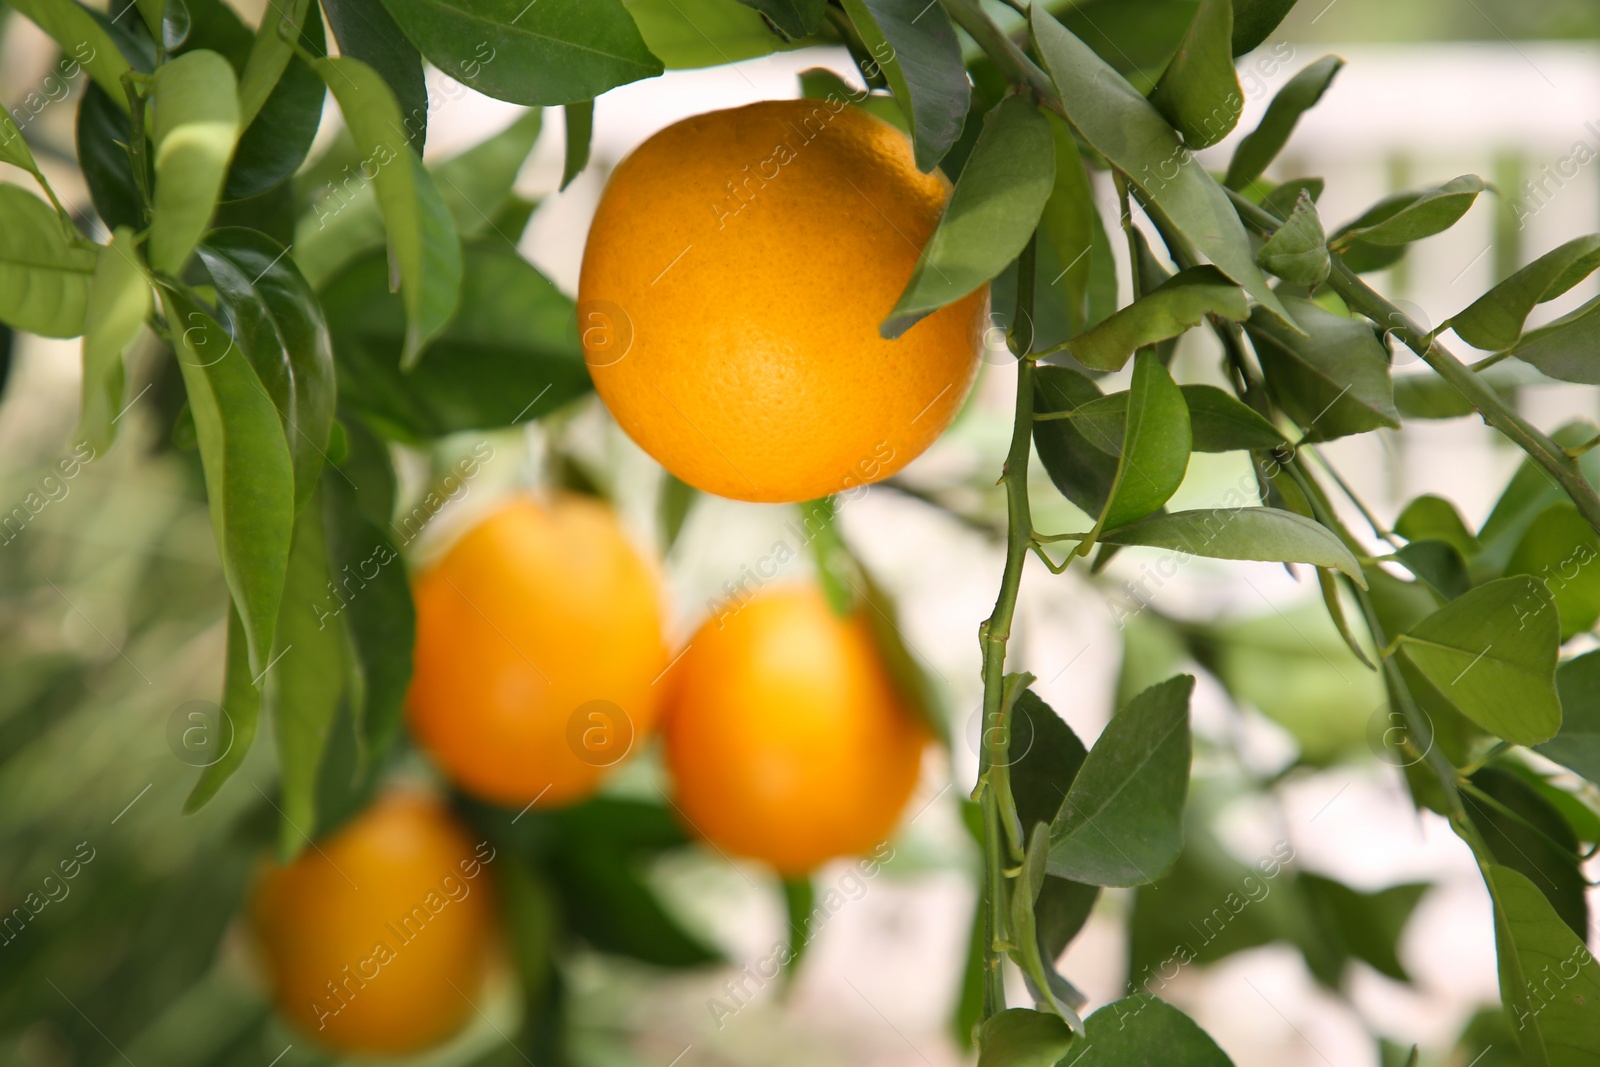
662,584,926,875
577,99,988,504
251,791,497,1055
407,494,667,806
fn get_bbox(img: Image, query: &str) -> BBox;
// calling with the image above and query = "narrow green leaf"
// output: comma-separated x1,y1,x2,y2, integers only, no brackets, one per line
1059,266,1249,372
1098,351,1191,530
1231,0,1299,55
0,109,39,172
270,491,349,859
323,242,590,442
1149,0,1240,150
1074,997,1232,1065
733,0,824,38
6,0,133,106
319,0,426,148
1487,865,1600,1067
1318,567,1377,669
184,605,261,812
1336,175,1485,249
1505,503,1600,639
1098,507,1367,585
1009,825,1084,1023
135,0,188,48
1535,650,1600,787
1225,56,1343,190
198,229,336,512
322,476,413,775
148,50,240,275
842,0,968,172
1504,294,1600,385
1029,7,1295,331
238,0,307,128
76,83,143,234
1033,365,1118,518
1257,190,1330,286
162,290,295,675
1451,234,1600,351
781,875,815,978
1396,495,1481,559
561,101,594,191
976,1008,1075,1067
1049,674,1194,887
0,185,97,338
378,0,664,106
1468,767,1588,940
78,228,148,453
1246,295,1399,440
225,2,325,200
1038,113,1098,335
313,55,463,369
1395,576,1561,746
883,94,1053,338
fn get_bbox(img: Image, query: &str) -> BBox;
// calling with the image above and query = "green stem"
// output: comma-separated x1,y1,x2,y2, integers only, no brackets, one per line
1227,188,1600,538
937,0,1057,105
976,235,1042,1022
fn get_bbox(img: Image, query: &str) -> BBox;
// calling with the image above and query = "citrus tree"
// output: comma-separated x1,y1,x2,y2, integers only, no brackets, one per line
1,0,1598,1064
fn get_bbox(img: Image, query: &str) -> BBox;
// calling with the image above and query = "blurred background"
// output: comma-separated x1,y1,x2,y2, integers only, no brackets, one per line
2,1,1599,1065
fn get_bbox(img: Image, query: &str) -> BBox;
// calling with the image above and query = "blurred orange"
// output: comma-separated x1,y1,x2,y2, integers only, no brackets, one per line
251,792,496,1055
663,584,926,875
408,494,668,806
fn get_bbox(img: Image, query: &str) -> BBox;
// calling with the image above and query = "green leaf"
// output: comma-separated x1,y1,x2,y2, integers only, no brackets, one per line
269,491,349,859
841,0,968,172
856,560,951,746
1058,266,1249,372
162,290,295,675
1450,234,1600,351
378,0,664,106
6,0,133,105
0,185,97,338
1479,422,1600,573
1148,0,1240,150
1487,864,1600,1067
136,0,190,49
1029,7,1295,331
1536,650,1600,787
1049,674,1193,887
1097,351,1191,531
223,3,325,200
1335,175,1486,268
1099,507,1367,585
323,242,590,442
561,101,594,191
623,0,782,69
781,875,815,978
1298,872,1430,984
883,94,1053,338
78,228,148,453
1468,767,1588,941
1033,365,1118,518
1396,494,1481,559
319,0,426,149
1257,190,1330,286
1053,383,1284,454
1394,576,1561,746
1073,995,1233,1066
976,1008,1075,1067
312,55,464,369
198,229,335,512
734,0,824,38
550,837,720,967
183,605,261,811
1225,56,1344,190
1393,540,1470,601
148,50,240,275
1503,294,1600,385
1505,504,1600,639
1246,295,1399,440
1009,821,1086,1021
1262,176,1326,217
1231,0,1299,55
659,471,698,552
1038,113,1099,335
76,83,144,233
322,474,414,770
0,109,39,173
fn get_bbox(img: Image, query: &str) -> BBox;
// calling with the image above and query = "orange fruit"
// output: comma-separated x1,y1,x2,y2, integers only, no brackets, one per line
407,494,667,806
251,791,497,1055
577,99,988,504
662,584,926,875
